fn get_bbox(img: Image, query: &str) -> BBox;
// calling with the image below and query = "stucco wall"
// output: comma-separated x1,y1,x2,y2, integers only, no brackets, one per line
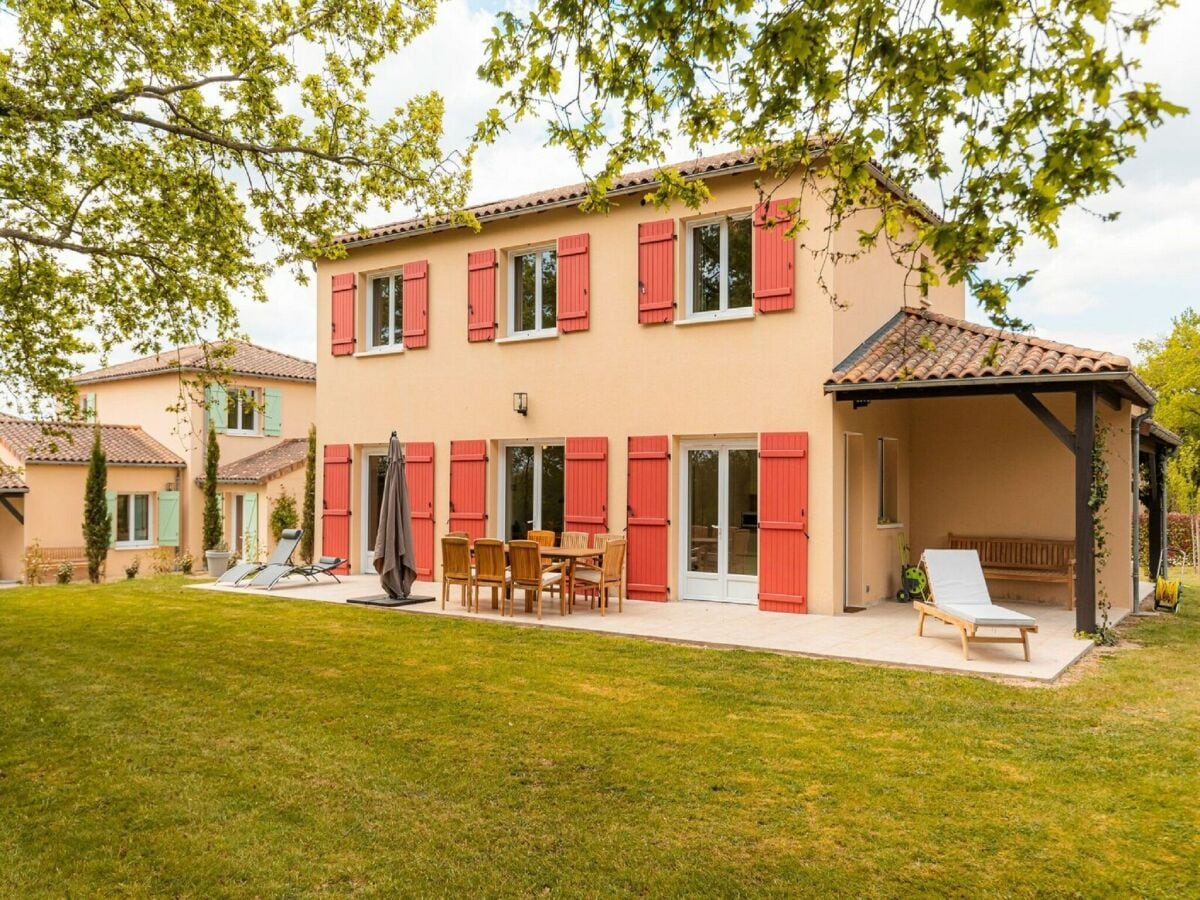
0,495,25,582
313,169,964,614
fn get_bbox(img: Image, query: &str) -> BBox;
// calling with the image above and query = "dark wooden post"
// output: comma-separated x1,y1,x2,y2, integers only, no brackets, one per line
1074,387,1097,634
1147,448,1163,580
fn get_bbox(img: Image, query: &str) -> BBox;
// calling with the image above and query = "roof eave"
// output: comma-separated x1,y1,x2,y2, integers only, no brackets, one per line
824,370,1155,406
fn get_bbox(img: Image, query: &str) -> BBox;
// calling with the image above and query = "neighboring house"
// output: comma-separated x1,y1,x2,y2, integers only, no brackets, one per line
0,418,184,581
73,341,316,563
312,149,1168,630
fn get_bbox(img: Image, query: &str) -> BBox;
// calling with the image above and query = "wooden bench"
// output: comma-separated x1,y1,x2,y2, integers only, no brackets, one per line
947,534,1075,608
36,546,92,582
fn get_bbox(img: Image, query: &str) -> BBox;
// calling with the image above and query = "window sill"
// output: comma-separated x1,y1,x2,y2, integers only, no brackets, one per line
675,309,755,327
354,345,405,358
114,543,156,550
225,430,260,438
875,522,904,531
497,330,558,344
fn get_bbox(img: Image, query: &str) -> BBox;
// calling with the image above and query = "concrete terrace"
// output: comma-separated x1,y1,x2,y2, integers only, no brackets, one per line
194,576,1151,682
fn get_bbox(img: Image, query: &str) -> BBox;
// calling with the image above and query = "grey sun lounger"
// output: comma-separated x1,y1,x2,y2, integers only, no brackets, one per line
248,555,346,590
914,549,1039,660
217,528,303,585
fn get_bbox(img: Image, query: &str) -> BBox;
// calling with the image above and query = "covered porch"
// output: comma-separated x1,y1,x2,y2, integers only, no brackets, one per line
826,308,1156,635
193,574,1147,681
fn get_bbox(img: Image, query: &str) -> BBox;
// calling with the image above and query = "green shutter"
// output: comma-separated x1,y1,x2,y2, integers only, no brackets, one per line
157,490,180,547
263,388,282,436
106,490,117,547
243,492,259,561
206,384,227,433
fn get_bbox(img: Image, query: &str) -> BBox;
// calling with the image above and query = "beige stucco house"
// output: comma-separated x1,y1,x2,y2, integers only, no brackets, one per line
308,150,1168,632
73,341,316,565
0,418,185,582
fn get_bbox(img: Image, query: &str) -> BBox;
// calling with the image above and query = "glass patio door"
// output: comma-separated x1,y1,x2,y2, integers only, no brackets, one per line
680,441,758,602
501,443,565,541
363,451,387,571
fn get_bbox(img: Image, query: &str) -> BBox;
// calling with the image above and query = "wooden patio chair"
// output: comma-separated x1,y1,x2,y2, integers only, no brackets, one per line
440,535,473,609
446,531,470,540
560,531,589,549
471,538,509,614
507,540,565,619
573,538,626,616
526,529,554,547
915,549,1039,661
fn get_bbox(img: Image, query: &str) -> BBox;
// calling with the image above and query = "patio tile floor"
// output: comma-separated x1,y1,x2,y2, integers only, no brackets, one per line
192,576,1147,682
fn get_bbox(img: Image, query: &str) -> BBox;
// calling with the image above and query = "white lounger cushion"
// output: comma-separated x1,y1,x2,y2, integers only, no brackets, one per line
938,602,1036,628
922,549,993,606
922,549,1037,628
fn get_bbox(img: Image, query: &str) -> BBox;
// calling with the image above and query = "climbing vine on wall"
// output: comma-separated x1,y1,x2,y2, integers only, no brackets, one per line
1088,417,1117,646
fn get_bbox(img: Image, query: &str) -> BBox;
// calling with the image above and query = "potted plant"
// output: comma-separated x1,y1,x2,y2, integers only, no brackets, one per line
205,540,231,578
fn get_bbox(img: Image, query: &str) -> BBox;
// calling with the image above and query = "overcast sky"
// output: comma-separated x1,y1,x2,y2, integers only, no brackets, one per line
6,1,1196,371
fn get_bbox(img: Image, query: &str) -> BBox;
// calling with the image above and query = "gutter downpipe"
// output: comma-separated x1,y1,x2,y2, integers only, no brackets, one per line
1131,406,1153,614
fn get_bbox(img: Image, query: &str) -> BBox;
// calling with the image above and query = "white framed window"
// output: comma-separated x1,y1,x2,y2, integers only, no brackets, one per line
368,271,404,350
685,214,753,319
878,437,900,526
498,442,565,541
114,493,153,547
508,246,557,337
225,388,259,435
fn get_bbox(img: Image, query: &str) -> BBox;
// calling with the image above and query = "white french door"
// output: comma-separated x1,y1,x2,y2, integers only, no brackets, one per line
679,440,759,603
362,449,387,572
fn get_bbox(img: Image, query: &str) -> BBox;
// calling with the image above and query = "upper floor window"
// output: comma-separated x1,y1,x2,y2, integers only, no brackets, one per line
369,272,404,350
226,388,258,435
509,246,557,336
115,493,152,547
687,214,752,319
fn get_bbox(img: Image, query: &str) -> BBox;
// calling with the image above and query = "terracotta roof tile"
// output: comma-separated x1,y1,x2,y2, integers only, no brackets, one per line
73,340,316,386
0,469,28,493
205,439,307,484
334,147,941,247
0,418,184,467
829,308,1137,388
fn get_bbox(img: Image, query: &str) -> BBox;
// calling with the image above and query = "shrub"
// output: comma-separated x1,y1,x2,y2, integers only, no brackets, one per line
202,424,222,553
56,561,73,585
125,557,140,580
178,552,194,575
269,487,299,543
22,541,45,585
82,426,110,584
151,547,175,575
301,424,316,564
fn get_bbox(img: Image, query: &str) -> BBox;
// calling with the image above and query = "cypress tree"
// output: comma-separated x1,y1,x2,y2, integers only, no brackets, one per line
301,424,316,564
202,425,222,554
82,426,110,583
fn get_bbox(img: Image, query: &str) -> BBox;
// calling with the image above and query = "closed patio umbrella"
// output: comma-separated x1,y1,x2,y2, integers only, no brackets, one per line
351,432,433,607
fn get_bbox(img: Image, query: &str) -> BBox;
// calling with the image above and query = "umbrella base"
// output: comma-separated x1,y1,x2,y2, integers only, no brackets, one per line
347,594,436,608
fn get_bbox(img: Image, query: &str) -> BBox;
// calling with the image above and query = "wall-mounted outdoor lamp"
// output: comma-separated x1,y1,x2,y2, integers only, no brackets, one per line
513,392,528,416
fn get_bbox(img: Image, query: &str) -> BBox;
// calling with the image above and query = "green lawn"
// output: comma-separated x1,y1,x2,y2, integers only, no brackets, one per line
2,578,1197,897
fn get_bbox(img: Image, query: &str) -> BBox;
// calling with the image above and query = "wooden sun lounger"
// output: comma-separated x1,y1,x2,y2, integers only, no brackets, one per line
915,549,1039,661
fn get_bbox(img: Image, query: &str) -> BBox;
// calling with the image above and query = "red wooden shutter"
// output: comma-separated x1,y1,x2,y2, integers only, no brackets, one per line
449,440,487,540
758,432,808,612
405,442,435,578
753,198,795,313
321,443,352,573
331,273,356,356
627,435,669,600
467,250,497,342
556,233,590,333
565,436,607,539
402,260,429,349
637,220,675,324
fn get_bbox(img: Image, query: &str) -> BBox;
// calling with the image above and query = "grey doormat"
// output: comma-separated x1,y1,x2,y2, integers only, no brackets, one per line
347,595,437,608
